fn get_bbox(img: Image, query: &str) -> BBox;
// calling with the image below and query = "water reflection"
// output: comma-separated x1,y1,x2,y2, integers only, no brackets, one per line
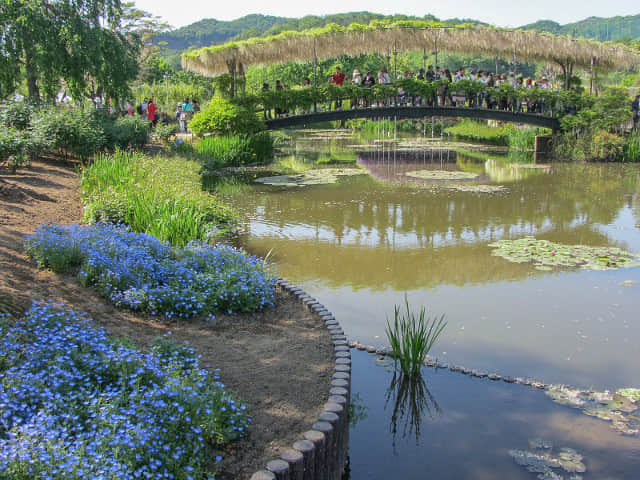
228,131,640,388
385,369,442,449
346,352,640,480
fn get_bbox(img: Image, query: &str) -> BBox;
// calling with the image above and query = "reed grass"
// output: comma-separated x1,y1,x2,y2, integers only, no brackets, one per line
386,295,447,377
196,132,275,171
81,150,234,246
623,131,640,162
271,156,311,174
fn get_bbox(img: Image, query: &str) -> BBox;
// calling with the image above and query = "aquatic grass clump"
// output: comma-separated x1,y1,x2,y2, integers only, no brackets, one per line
81,150,234,246
386,296,447,377
24,223,276,317
0,302,249,480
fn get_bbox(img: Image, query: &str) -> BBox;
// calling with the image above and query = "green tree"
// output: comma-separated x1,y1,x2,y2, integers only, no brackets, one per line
0,0,139,101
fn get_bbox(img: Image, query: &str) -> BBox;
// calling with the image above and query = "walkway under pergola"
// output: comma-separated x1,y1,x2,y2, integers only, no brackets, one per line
182,20,640,90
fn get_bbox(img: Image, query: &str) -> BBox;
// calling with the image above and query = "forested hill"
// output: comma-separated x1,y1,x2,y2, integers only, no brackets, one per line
155,12,640,52
521,15,640,41
154,12,469,51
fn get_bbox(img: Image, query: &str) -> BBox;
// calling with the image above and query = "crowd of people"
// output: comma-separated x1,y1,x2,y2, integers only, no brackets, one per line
343,64,555,112
121,98,200,132
265,64,558,115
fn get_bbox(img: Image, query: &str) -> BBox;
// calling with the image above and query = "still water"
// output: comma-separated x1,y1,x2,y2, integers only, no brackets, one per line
227,130,640,478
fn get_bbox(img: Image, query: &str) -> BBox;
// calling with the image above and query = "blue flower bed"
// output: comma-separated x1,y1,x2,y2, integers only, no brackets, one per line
24,223,276,318
0,302,250,479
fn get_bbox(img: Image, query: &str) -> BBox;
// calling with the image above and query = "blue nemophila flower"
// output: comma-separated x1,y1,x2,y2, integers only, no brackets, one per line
23,223,276,318
0,302,249,479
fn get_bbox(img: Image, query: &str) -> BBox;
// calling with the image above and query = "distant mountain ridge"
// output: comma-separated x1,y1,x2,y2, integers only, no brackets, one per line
522,15,640,41
155,12,640,52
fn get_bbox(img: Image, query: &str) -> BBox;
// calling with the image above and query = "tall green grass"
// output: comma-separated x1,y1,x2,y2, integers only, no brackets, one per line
386,296,447,377
623,131,640,162
81,150,234,246
197,132,275,173
445,119,511,146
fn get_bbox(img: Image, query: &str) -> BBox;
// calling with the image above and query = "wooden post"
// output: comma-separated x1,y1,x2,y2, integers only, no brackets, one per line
266,459,290,480
281,449,304,480
304,430,327,480
293,439,316,480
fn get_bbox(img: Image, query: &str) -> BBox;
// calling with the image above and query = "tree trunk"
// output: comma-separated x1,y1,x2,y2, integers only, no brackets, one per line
25,49,40,100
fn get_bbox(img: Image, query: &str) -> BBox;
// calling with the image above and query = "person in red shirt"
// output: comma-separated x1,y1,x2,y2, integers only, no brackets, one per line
147,99,158,127
330,67,346,109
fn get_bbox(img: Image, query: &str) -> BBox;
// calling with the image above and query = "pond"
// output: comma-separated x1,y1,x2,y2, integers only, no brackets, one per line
226,129,640,479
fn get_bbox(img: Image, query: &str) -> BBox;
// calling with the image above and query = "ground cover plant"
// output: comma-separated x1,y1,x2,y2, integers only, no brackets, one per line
81,150,234,246
0,302,250,480
24,223,276,317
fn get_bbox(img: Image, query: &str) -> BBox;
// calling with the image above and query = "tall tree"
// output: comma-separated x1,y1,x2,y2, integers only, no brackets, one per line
0,0,140,101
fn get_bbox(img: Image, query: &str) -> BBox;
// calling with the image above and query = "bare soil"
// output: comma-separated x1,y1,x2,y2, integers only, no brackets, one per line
0,160,334,479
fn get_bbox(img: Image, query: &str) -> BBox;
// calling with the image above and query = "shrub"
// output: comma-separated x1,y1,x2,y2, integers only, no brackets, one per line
189,97,264,136
24,223,276,316
31,108,106,160
0,124,46,172
99,112,151,150
591,130,625,161
154,122,179,145
386,296,447,377
0,302,250,479
0,99,40,130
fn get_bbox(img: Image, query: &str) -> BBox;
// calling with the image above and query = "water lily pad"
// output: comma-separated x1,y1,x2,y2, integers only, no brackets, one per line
546,385,640,436
488,237,640,272
404,170,480,181
254,168,366,187
510,442,587,480
445,184,509,193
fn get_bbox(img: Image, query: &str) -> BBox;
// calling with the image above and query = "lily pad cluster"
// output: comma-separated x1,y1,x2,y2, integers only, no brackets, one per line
254,168,366,187
404,170,479,180
546,386,640,436
445,184,508,193
509,439,586,480
488,237,640,271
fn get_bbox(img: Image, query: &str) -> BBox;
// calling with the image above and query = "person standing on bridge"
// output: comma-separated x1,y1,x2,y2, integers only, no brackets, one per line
330,66,346,110
632,95,640,130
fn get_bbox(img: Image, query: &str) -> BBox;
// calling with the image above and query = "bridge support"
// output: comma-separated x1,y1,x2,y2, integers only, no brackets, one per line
534,135,553,160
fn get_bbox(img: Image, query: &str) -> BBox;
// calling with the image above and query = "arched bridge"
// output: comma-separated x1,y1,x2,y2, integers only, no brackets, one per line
263,106,560,131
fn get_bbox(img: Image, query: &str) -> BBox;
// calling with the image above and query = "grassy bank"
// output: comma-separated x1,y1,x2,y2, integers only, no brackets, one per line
81,150,234,246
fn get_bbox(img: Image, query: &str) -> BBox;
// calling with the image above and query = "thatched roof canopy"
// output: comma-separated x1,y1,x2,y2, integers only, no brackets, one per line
182,21,640,76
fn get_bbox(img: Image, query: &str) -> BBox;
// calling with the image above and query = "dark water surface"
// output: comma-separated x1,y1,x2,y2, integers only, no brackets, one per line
346,352,640,480
227,130,640,478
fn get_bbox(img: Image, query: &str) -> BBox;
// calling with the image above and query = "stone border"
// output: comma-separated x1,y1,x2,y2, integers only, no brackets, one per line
250,279,350,480
348,340,551,390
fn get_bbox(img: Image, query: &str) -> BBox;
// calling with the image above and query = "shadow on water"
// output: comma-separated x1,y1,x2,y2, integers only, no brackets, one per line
385,369,442,449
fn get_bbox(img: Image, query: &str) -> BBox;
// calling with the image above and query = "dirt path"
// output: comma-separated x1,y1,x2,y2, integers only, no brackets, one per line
0,160,333,479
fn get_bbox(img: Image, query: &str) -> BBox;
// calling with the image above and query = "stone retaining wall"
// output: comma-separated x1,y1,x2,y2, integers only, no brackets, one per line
250,279,350,480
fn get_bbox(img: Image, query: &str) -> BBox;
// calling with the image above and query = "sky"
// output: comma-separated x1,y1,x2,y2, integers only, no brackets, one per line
132,0,638,30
